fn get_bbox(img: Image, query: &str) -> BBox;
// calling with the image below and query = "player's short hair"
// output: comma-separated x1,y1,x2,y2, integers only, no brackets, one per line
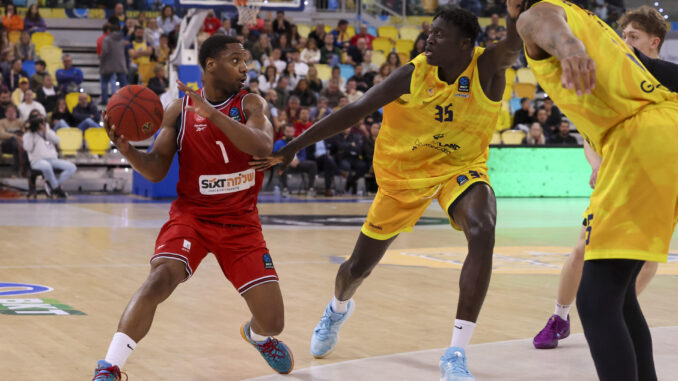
433,5,481,43
618,6,667,50
198,35,242,69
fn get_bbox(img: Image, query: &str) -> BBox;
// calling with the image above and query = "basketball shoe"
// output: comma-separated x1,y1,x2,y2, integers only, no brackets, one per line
240,322,294,374
310,299,355,358
92,360,125,381
533,314,570,349
440,347,474,381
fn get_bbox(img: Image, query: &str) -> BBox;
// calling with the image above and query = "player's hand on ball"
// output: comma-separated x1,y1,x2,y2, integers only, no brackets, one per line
103,112,131,155
177,80,215,120
560,52,596,97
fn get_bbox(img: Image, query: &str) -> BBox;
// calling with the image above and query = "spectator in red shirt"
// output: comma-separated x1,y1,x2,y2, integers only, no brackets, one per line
293,108,312,136
203,11,221,36
349,23,375,49
97,23,112,56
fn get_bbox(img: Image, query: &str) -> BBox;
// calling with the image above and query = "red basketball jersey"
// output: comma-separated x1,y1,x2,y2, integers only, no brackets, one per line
171,89,264,226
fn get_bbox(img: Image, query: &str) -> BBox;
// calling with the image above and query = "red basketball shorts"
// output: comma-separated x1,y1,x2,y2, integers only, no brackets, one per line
151,213,278,295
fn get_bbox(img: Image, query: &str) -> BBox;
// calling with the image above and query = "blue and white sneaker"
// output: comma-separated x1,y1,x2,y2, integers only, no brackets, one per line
240,321,294,374
310,299,355,358
440,347,474,381
92,360,125,381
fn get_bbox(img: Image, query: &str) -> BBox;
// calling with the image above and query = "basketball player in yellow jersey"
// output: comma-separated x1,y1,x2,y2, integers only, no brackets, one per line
533,5,672,351
508,0,678,380
252,6,522,380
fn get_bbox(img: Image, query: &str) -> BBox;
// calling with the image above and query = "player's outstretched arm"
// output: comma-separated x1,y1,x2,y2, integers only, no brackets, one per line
478,15,523,101
516,3,595,96
250,64,413,170
104,98,180,183
177,80,274,157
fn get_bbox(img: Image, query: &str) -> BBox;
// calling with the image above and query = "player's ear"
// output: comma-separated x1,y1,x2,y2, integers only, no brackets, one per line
205,57,216,73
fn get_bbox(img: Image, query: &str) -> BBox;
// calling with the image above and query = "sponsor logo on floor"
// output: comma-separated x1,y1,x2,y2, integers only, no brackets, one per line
0,282,85,315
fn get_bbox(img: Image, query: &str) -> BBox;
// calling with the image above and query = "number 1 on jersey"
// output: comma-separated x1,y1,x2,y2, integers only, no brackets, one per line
216,141,229,164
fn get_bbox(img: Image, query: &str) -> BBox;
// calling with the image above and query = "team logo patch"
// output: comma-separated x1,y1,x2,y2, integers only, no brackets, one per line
458,76,470,93
263,253,274,269
229,107,242,122
182,239,192,252
457,175,469,186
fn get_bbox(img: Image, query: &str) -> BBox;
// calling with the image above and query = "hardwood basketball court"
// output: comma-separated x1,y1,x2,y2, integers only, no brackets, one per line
1,196,676,380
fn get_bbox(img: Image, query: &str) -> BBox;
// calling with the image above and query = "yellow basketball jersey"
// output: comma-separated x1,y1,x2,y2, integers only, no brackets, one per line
525,0,678,153
373,48,501,189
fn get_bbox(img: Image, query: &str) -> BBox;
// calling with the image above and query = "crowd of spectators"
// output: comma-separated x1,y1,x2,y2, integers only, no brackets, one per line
1,1,623,197
0,3,82,196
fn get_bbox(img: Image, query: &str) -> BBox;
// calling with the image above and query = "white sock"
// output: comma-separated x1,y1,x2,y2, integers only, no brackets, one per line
450,319,476,349
330,297,349,314
104,332,136,368
555,302,571,320
250,326,269,343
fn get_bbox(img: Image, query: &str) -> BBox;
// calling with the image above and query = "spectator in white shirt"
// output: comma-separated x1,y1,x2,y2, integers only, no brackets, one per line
261,47,287,74
258,65,278,94
18,89,46,121
22,115,76,198
289,49,309,78
301,38,321,65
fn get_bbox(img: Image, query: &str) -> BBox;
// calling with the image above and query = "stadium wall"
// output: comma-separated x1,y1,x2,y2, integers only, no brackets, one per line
487,147,592,198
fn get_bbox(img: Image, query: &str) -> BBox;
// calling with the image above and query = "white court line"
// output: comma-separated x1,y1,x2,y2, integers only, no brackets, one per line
243,326,678,381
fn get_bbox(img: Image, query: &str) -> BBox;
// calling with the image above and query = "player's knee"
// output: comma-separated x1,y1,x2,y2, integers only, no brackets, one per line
345,259,373,280
465,212,496,243
142,264,181,298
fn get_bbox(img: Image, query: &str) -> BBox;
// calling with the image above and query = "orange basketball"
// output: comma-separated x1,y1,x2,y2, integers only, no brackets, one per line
106,85,163,142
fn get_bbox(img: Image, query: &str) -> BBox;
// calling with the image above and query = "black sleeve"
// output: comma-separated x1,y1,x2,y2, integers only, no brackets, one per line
634,48,678,93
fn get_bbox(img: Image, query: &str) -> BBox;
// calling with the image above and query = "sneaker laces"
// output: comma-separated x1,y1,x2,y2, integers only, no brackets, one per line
536,316,558,338
442,352,472,376
93,365,128,381
314,313,335,340
258,338,284,361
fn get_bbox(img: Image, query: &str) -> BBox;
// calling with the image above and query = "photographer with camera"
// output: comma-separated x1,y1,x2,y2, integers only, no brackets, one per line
22,114,76,198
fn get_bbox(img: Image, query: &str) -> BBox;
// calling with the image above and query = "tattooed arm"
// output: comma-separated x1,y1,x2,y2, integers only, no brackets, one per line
516,3,595,96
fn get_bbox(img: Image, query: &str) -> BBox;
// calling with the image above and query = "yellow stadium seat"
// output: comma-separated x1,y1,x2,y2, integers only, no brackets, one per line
501,129,525,145
397,52,409,65
315,64,332,81
377,25,398,40
138,62,156,86
513,82,537,99
56,128,83,156
346,25,356,38
65,92,90,113
490,131,502,145
296,24,311,38
399,26,420,41
85,127,111,156
9,31,21,44
371,50,386,67
516,67,538,85
31,31,54,50
395,39,414,55
372,37,394,53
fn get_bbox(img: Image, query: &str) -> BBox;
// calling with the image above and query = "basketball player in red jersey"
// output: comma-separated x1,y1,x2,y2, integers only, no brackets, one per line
92,35,293,381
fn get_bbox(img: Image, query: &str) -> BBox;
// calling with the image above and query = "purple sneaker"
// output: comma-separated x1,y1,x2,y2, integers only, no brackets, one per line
533,314,570,349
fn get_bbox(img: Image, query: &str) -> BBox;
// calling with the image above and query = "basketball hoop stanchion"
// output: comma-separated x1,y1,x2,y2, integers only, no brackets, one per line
235,0,261,26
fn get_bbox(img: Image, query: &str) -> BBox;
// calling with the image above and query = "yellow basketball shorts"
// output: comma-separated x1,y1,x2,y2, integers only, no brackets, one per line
361,165,491,240
585,105,678,263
